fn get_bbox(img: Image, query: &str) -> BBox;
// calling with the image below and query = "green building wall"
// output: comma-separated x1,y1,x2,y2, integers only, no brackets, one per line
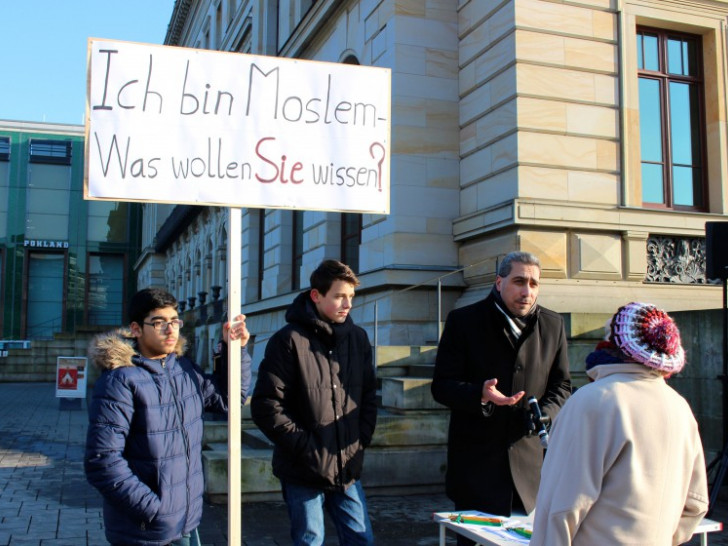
0,121,142,340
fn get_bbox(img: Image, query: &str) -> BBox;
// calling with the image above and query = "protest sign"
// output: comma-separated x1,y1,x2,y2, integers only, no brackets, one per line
85,39,391,214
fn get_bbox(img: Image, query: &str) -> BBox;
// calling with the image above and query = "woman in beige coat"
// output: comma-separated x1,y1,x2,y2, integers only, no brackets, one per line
531,302,708,545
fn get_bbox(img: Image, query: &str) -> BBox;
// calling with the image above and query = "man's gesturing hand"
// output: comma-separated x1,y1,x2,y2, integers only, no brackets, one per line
481,378,525,406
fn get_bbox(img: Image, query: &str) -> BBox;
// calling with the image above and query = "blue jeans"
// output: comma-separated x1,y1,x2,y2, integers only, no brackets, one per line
281,480,374,546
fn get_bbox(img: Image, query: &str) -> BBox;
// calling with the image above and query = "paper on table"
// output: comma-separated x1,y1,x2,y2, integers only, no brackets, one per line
446,511,532,544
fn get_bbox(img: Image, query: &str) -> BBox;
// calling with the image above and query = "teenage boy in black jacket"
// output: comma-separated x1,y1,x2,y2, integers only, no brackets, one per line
251,260,377,546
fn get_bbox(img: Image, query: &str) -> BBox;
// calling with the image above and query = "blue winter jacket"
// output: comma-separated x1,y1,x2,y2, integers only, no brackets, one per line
84,329,251,546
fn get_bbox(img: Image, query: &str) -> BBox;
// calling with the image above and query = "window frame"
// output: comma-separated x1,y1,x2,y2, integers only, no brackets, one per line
85,252,127,327
636,26,707,211
0,137,9,161
28,139,72,166
340,213,362,273
257,209,265,299
22,248,68,339
291,210,304,290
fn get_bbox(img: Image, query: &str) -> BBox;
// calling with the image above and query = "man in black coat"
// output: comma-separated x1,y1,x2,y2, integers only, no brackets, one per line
431,251,571,540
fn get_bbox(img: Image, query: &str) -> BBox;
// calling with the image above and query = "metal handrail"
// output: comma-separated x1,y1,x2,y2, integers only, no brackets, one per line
371,257,493,355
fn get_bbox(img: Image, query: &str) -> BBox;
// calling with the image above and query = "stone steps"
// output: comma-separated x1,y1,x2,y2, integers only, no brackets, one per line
204,408,450,447
381,377,445,412
376,345,437,364
0,335,98,382
202,409,449,503
198,322,606,503
201,343,446,503
242,428,274,449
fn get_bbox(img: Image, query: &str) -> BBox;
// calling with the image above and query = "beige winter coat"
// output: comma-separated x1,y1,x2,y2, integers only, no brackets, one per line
531,363,708,545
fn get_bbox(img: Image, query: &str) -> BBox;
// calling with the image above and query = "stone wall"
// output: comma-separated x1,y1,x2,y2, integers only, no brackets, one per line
670,308,724,459
564,308,725,461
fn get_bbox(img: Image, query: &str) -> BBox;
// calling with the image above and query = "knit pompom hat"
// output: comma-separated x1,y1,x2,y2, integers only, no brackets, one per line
608,302,685,373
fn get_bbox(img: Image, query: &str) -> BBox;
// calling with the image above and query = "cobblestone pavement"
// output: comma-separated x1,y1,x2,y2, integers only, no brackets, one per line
0,382,726,545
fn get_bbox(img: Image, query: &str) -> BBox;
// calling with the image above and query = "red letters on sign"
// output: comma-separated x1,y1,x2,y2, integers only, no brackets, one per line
255,137,303,184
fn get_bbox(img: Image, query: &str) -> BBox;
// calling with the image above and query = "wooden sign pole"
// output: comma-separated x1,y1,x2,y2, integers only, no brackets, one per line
227,207,242,544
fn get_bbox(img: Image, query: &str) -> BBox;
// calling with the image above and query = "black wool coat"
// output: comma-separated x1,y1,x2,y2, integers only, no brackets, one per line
251,290,378,491
431,293,571,515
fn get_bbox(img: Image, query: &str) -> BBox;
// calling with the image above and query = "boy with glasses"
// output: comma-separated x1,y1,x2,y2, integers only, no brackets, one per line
85,288,251,546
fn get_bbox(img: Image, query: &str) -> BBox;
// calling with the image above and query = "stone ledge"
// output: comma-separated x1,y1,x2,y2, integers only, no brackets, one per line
205,410,449,447
376,346,437,367
202,444,447,504
381,377,445,411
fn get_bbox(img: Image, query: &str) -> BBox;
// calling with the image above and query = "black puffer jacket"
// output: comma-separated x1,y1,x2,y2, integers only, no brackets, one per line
251,290,378,491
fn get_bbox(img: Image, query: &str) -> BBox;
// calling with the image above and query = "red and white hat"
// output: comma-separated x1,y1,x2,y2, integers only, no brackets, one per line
609,302,685,373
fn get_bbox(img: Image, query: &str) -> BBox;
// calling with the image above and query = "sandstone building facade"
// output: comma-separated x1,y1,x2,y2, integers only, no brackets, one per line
135,0,728,370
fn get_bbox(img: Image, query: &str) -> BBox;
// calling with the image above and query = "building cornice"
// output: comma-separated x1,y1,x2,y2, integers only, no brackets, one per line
453,199,728,241
165,0,194,46
0,119,84,136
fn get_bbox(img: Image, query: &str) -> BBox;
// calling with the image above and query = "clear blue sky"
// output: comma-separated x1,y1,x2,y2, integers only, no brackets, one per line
1,1,175,125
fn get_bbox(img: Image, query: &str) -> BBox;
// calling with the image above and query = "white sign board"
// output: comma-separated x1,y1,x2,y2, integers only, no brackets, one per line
85,39,391,214
55,357,88,398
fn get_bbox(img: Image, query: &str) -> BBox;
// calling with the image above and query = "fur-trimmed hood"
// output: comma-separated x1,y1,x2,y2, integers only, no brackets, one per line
88,328,187,371
85,329,211,546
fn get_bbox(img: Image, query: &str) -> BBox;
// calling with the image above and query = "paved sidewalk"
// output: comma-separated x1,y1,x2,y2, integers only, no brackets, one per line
0,383,448,545
0,382,726,545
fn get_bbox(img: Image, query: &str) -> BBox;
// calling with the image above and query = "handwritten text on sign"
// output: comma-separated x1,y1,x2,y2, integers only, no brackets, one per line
85,39,391,214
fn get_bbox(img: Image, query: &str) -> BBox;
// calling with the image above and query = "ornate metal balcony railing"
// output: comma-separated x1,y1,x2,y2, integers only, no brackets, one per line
646,235,712,284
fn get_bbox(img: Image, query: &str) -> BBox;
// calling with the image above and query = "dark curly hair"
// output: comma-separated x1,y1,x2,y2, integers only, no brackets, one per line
128,288,178,326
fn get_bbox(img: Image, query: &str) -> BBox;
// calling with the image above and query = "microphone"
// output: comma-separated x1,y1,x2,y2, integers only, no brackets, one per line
527,396,549,448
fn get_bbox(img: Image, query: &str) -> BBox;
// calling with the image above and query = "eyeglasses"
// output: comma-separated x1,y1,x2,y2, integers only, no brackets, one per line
143,319,184,333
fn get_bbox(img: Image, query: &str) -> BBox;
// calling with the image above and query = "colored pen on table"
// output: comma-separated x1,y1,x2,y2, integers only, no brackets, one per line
506,526,533,539
449,514,503,526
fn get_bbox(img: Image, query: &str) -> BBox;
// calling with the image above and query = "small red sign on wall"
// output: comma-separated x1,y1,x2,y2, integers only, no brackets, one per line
55,357,87,398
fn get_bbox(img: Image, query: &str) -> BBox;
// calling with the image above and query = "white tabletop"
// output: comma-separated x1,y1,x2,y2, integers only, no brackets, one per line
433,511,532,546
433,511,723,546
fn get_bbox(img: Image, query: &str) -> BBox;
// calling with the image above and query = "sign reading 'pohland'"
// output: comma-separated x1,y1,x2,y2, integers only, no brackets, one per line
85,39,391,214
